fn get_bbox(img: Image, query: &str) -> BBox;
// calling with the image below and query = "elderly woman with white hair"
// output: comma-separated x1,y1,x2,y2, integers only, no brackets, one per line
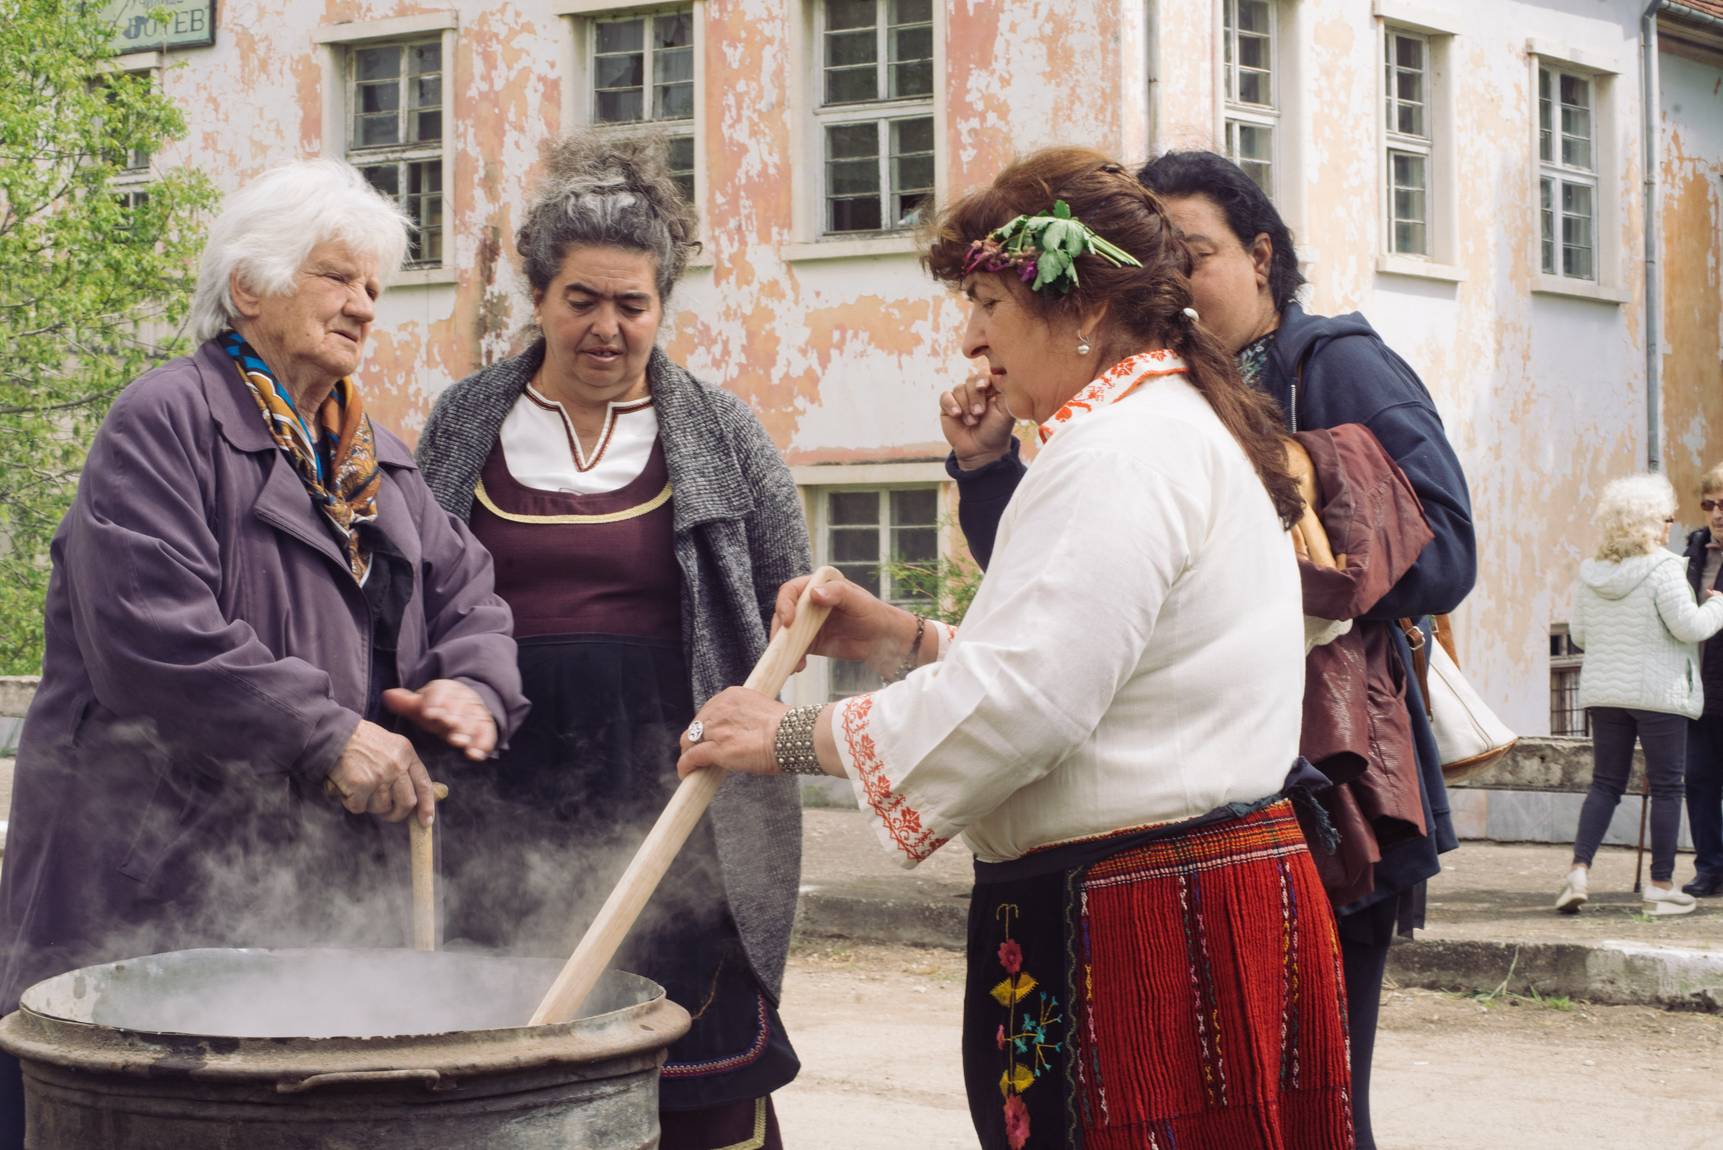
0,160,527,1144
1559,474,1723,917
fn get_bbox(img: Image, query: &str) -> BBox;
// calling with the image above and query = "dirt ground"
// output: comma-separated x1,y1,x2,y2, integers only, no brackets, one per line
775,940,1723,1150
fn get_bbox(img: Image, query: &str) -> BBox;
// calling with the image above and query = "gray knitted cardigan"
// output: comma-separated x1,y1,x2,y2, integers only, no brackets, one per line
417,340,811,999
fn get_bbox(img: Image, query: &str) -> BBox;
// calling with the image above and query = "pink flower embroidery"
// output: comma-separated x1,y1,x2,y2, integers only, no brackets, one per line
996,1023,1007,1051
1003,1093,1031,1149
998,939,1023,975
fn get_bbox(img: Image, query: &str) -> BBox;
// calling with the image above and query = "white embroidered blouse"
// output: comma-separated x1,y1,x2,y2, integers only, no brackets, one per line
830,352,1306,867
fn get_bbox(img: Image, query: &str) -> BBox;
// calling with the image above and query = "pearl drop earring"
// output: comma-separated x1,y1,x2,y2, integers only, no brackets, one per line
1077,334,1092,355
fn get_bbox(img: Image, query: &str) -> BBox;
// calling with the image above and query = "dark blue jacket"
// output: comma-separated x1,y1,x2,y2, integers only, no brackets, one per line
1684,528,1723,716
947,303,1477,916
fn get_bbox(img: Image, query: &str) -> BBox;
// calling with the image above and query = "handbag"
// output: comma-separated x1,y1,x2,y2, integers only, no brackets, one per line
1399,617,1518,782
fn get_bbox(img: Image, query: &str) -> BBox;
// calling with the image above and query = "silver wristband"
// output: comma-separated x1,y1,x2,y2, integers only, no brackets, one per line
891,614,929,683
773,704,826,776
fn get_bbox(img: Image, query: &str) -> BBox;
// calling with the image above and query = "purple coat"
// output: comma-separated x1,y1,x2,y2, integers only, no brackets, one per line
0,340,528,1010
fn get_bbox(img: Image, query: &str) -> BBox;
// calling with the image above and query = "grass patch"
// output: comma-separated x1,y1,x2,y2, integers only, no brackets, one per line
1461,987,1575,1011
1457,947,1575,1010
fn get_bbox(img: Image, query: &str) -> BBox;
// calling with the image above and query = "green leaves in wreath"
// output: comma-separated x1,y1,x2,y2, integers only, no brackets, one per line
984,199,1143,297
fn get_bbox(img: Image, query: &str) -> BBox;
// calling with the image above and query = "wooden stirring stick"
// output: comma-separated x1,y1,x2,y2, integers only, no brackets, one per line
411,782,450,951
530,566,843,1026
323,775,449,950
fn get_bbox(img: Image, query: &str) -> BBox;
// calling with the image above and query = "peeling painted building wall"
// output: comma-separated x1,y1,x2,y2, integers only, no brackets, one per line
1276,1,1649,737
128,0,1719,733
1658,42,1723,520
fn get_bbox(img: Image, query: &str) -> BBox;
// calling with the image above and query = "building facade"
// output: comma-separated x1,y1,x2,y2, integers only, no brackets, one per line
107,0,1723,728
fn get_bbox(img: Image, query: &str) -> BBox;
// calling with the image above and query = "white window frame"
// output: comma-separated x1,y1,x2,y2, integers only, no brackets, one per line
789,466,950,704
1550,623,1588,737
1538,63,1597,283
556,1,707,252
788,0,944,259
1382,28,1431,257
316,13,459,287
1374,15,1462,282
1526,41,1625,304
1220,0,1279,200
346,39,446,270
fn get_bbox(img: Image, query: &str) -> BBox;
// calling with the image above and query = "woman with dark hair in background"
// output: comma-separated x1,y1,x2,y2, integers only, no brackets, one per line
681,147,1354,1150
1681,464,1723,898
415,133,808,1149
941,150,1476,1150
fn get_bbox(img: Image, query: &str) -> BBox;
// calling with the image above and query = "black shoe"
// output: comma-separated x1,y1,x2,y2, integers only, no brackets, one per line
1681,871,1723,897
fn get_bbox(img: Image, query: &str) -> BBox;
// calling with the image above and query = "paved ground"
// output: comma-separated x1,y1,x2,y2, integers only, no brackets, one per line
797,808,1723,1010
801,808,1723,950
1423,839,1723,950
775,939,1723,1150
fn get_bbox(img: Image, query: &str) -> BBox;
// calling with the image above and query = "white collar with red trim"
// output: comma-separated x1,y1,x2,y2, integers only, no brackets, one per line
1037,350,1188,445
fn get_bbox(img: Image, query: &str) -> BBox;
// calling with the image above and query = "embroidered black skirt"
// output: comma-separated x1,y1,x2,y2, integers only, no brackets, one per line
439,635,799,1117
962,801,1355,1150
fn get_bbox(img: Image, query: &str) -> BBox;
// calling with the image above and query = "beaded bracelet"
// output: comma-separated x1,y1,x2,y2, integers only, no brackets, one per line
892,614,929,683
773,704,826,776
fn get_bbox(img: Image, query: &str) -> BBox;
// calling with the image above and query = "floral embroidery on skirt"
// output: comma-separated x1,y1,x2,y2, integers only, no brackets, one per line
961,800,1355,1149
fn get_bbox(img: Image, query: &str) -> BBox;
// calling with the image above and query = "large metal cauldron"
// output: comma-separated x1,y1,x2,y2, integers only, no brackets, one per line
0,947,690,1150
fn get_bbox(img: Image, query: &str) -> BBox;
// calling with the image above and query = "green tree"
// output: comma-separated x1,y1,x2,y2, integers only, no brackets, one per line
888,525,985,624
0,0,215,673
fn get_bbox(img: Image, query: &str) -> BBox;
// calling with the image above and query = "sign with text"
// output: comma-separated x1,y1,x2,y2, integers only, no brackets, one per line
104,1,216,53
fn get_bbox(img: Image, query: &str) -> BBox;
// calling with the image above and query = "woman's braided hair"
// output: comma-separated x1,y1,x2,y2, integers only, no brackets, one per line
925,147,1302,529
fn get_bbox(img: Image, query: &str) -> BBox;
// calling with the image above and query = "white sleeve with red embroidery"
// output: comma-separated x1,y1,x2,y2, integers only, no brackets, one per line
827,435,1211,868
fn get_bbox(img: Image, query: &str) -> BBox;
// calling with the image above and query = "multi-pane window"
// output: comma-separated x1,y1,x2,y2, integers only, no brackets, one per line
1384,29,1431,256
590,7,696,204
824,487,939,699
348,40,444,267
1550,626,1588,736
1222,0,1276,197
92,72,154,223
816,0,935,235
93,76,153,174
1538,64,1596,281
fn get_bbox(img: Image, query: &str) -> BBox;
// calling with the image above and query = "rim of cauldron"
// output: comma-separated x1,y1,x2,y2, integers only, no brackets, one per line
0,948,693,1083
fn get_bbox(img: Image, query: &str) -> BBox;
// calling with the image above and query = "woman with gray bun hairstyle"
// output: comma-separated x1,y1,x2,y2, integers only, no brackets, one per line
416,132,809,1148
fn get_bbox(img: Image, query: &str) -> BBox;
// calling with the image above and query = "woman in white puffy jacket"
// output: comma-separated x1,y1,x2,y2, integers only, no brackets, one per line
1559,474,1723,916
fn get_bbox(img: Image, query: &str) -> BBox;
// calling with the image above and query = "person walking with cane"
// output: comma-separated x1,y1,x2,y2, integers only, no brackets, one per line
1558,474,1723,917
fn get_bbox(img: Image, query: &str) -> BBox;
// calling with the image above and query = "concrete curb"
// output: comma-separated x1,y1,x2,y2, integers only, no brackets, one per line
1388,936,1723,1011
795,887,967,950
794,888,1723,1012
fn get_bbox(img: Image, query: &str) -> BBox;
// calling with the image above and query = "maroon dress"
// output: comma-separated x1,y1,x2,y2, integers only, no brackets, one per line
447,418,796,1149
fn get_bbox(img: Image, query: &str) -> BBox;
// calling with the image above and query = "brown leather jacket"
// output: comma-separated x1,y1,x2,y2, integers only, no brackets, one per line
1291,424,1435,905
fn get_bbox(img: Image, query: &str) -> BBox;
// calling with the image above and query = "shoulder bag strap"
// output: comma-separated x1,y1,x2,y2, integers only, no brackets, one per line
1397,614,1458,721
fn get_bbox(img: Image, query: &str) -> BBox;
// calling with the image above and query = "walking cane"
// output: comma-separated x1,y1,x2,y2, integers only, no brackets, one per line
1633,769,1650,895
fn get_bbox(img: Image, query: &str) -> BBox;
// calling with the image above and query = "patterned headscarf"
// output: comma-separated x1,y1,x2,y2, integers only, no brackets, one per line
220,331,381,584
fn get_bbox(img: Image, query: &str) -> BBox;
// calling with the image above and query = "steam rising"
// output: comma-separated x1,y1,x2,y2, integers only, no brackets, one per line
24,949,652,1039
5,717,725,1038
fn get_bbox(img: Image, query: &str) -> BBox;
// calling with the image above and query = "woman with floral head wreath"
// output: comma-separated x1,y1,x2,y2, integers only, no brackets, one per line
679,147,1354,1149
943,150,1476,1150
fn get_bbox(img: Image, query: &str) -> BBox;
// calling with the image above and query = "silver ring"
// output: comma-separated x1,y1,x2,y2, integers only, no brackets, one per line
685,720,704,744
